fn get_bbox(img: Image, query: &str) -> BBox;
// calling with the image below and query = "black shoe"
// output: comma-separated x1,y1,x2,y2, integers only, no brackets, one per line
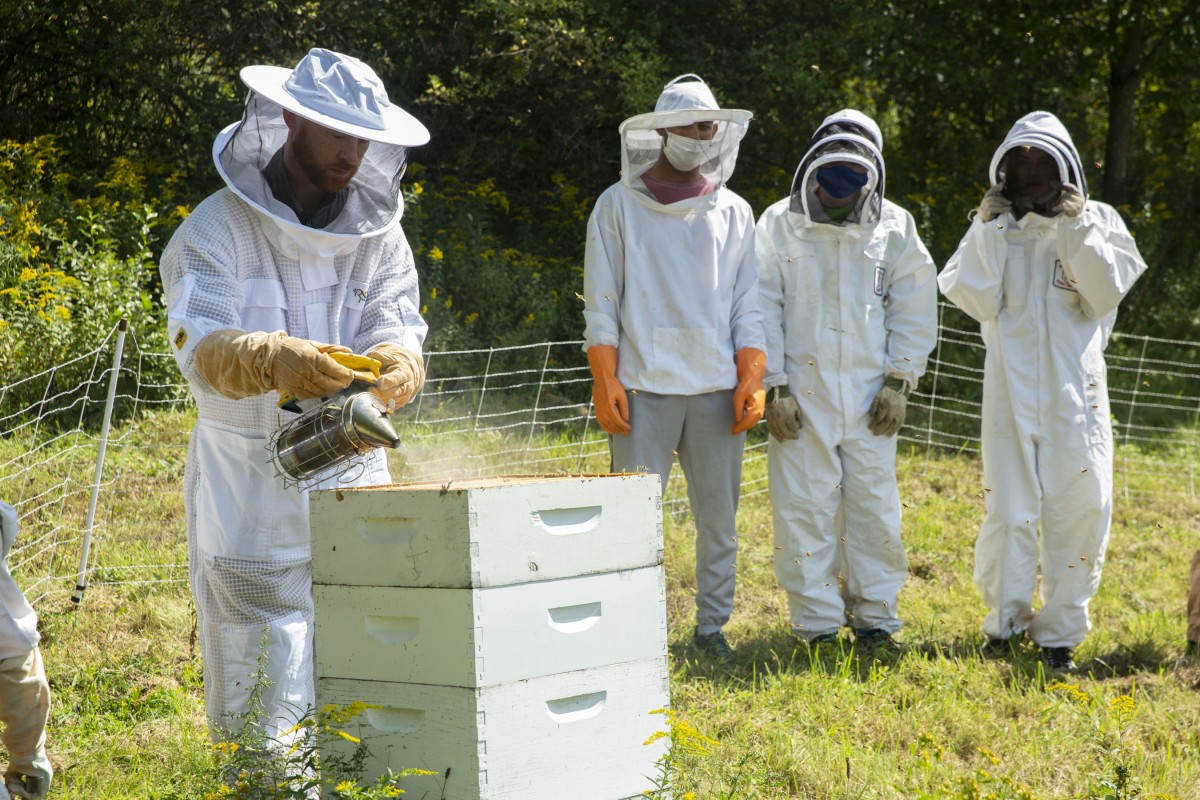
1187,639,1199,658
798,631,840,647
1041,646,1076,674
694,627,735,667
983,633,1024,658
854,628,900,653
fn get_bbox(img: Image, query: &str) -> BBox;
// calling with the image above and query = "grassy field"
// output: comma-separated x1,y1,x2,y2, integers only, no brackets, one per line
12,409,1200,798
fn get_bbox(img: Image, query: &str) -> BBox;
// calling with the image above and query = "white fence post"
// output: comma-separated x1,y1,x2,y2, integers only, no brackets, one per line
71,318,127,604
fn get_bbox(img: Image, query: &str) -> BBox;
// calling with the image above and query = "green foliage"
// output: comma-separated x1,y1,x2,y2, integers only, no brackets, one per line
4,1,1200,390
402,165,589,359
206,646,437,799
0,136,182,423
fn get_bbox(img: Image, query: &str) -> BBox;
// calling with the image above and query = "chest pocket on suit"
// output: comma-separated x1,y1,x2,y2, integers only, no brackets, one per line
340,279,370,347
239,279,288,333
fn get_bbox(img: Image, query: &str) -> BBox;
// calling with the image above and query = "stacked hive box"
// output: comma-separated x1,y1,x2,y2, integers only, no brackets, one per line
310,474,669,800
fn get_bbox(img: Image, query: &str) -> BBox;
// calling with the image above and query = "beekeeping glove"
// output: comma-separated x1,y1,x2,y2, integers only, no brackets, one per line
587,345,630,436
365,342,426,411
732,347,767,434
193,329,355,401
977,183,1012,222
867,377,910,437
765,385,802,441
0,648,52,800
1052,183,1085,218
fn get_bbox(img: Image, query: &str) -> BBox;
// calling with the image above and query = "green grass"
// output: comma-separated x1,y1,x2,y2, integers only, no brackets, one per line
10,414,1200,798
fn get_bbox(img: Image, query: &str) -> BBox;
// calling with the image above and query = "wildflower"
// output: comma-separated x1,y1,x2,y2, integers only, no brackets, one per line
1109,695,1136,715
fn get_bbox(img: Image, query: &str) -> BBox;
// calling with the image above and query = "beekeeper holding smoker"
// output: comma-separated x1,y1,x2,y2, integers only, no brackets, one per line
159,48,430,739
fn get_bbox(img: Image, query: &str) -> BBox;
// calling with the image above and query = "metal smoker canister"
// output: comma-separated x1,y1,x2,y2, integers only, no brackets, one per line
272,386,401,484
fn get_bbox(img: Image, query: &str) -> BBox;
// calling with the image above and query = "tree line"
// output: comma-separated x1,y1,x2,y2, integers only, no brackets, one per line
3,1,1199,395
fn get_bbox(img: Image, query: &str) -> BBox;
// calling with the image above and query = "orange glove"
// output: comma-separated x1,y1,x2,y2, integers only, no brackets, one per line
731,347,766,434
587,345,630,436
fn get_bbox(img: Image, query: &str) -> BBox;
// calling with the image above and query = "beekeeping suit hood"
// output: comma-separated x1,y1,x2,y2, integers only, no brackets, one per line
619,74,752,194
789,108,885,227
989,110,1088,209
215,48,430,248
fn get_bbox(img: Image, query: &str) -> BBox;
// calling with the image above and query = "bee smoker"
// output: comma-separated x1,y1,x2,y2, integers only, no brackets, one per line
269,381,401,488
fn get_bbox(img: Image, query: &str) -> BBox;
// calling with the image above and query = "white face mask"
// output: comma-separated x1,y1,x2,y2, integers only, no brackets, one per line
661,132,713,172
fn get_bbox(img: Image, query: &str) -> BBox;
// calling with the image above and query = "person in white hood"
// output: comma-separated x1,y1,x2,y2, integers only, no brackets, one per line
159,49,430,738
756,109,937,650
938,111,1147,673
0,504,51,800
582,75,765,666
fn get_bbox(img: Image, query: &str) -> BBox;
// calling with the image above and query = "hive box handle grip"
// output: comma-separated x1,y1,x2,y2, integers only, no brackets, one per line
545,691,606,723
546,602,602,633
366,707,424,734
532,506,602,536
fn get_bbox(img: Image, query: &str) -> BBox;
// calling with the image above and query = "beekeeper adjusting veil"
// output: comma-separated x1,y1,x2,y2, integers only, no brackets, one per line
789,108,886,226
619,74,752,195
216,48,430,240
989,110,1088,216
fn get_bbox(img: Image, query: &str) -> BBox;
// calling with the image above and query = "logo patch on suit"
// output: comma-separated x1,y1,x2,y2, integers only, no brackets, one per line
173,327,188,350
1053,259,1077,292
873,264,886,296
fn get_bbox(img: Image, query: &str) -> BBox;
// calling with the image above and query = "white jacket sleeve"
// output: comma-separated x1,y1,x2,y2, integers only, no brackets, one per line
938,214,1009,323
581,193,624,351
883,212,938,386
1055,203,1148,320
755,213,787,388
728,209,766,354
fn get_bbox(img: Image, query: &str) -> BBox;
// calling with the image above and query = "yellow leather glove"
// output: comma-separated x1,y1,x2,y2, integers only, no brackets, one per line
193,329,355,401
867,376,910,437
732,347,766,434
365,342,426,411
587,345,630,436
277,350,380,411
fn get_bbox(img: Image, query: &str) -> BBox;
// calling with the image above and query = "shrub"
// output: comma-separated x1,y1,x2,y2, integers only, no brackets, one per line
0,137,184,425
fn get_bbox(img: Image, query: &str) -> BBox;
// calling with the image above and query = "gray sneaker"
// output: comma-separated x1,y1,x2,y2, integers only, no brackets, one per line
693,627,735,667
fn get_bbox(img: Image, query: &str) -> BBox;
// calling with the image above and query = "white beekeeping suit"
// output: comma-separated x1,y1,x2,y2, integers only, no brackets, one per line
0,503,52,800
938,111,1147,664
757,109,937,644
582,75,764,665
159,49,430,740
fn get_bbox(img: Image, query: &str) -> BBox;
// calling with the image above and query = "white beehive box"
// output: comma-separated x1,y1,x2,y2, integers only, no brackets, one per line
318,658,670,800
310,474,663,588
315,566,666,687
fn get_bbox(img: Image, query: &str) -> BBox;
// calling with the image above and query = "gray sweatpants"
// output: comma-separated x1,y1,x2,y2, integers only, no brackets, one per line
610,389,744,635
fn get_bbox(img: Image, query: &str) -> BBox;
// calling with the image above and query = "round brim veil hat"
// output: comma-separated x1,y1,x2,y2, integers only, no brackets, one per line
240,48,429,147
619,74,752,192
216,48,427,239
